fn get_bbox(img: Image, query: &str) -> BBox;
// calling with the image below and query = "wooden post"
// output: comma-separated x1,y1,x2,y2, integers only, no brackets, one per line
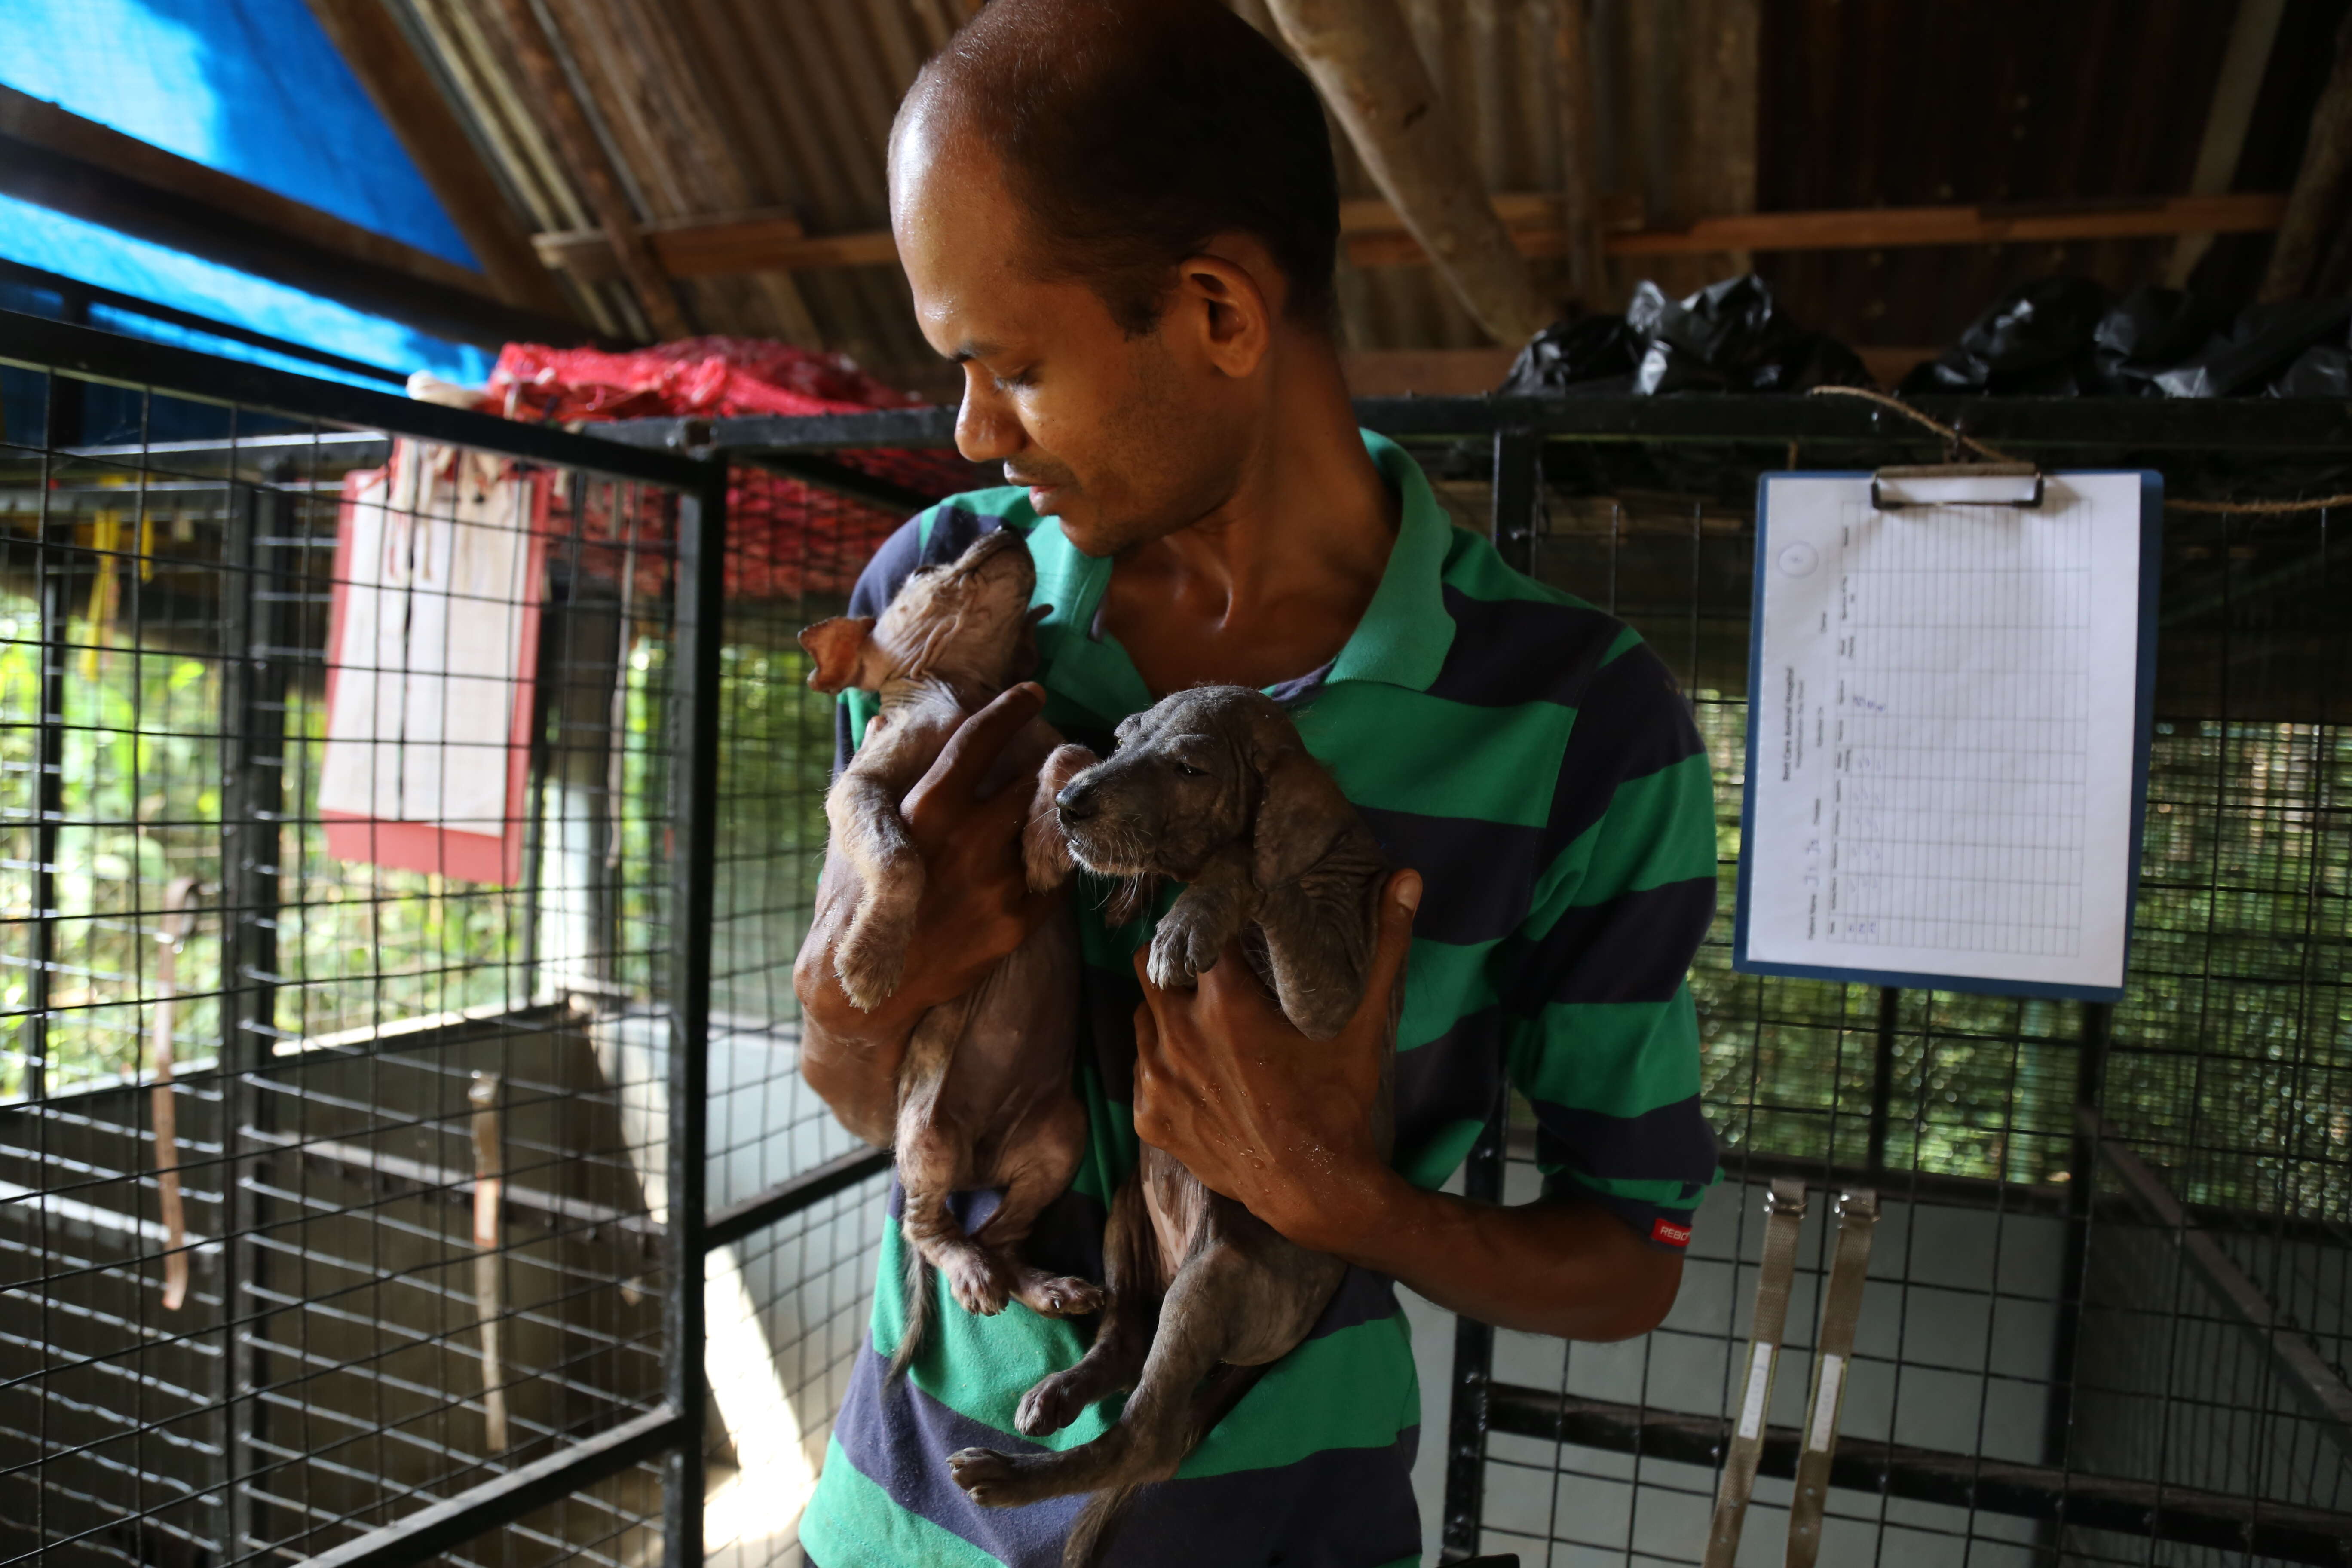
2262,9,2352,300
1265,0,1553,346
493,0,692,340
2166,0,2286,288
1553,0,1606,306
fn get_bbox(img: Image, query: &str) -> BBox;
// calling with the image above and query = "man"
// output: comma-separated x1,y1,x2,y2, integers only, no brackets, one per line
792,3,1718,1562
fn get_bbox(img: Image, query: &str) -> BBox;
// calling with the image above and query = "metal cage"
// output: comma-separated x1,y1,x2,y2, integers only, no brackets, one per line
3,309,2349,1568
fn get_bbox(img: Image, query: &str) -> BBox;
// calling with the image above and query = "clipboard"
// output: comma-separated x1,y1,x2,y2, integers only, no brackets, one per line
1732,465,2162,1001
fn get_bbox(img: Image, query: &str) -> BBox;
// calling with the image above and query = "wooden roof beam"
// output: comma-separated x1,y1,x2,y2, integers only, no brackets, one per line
303,0,577,321
1265,0,1555,346
491,0,691,340
0,83,589,348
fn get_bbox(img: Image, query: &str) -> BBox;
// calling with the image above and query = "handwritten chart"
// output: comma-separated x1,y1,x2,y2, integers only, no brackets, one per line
1736,471,2156,998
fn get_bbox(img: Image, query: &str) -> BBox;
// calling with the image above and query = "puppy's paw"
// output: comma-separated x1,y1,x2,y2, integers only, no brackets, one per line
1012,1268,1104,1319
833,934,905,1012
943,1255,1010,1317
1015,1371,1092,1438
1147,908,1222,990
946,1447,1022,1507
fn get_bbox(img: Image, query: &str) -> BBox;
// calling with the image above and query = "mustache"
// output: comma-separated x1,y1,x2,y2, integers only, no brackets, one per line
1004,461,1078,489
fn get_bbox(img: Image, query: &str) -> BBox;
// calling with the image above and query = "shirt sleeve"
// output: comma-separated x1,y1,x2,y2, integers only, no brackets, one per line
829,501,1004,773
1496,633,1721,1251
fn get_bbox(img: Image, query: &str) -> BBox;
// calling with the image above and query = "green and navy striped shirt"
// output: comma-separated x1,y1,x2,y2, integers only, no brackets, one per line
799,432,1718,1567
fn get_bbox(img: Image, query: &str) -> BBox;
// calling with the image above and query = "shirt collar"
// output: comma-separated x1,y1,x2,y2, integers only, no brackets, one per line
1027,428,1456,698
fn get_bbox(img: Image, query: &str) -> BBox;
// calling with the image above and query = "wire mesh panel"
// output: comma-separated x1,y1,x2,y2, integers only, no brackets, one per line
0,333,710,1568
1390,423,2352,1568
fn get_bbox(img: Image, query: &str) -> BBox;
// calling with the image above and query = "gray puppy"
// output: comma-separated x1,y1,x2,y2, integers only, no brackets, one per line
945,686,1394,1566
800,530,1103,1380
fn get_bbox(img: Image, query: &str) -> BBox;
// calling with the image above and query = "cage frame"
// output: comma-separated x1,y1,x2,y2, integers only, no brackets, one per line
3,306,2350,1567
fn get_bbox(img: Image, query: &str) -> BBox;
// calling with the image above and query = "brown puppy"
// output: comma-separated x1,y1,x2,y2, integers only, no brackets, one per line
944,686,1393,1565
800,530,1103,1380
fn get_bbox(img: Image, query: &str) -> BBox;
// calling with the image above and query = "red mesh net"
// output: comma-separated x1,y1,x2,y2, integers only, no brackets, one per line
487,338,984,601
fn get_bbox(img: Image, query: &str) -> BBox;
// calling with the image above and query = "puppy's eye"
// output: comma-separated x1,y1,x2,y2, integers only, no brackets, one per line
1172,762,1207,778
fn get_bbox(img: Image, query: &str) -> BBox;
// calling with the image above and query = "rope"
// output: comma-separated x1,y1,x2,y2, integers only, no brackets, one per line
1805,383,2352,516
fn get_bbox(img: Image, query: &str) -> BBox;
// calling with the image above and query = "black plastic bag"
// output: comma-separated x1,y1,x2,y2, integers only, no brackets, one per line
2151,298,2352,398
1627,275,1870,395
2091,287,2230,395
1901,276,2115,396
1497,314,1640,396
2269,344,2352,397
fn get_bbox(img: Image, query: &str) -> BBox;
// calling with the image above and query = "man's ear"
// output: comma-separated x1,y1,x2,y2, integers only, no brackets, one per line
798,616,877,694
1173,245,1273,380
1251,748,1351,890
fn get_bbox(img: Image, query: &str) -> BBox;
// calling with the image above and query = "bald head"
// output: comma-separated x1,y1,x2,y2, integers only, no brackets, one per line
893,0,1340,335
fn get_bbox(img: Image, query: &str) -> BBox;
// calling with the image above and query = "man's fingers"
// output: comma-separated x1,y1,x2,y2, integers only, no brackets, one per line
1360,867,1422,1016
918,682,1046,807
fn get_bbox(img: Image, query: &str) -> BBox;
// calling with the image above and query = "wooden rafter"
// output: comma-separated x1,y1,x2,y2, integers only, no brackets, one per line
516,192,2288,291
0,83,586,348
303,0,577,320
1264,0,1555,345
491,0,690,340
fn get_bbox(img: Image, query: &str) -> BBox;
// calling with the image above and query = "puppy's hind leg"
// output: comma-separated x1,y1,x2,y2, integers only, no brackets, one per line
1013,1171,1156,1439
951,1240,1249,1510
977,1093,1103,1322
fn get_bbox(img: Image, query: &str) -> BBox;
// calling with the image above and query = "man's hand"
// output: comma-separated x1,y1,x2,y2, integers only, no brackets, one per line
1132,864,1684,1341
796,683,1066,1141
1131,869,1422,1250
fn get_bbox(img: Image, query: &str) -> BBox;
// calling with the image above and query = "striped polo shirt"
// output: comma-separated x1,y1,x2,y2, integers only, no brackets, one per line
798,432,1719,1568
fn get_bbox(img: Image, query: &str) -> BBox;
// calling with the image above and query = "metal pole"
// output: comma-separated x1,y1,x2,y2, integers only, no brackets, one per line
1439,1112,1506,1561
2041,999,2113,1469
662,463,726,1568
1489,427,1539,575
220,464,291,1563
1866,987,1900,1170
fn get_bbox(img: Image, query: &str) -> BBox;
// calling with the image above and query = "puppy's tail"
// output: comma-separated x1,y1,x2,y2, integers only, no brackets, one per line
1061,1484,1142,1568
887,1237,933,1385
1060,1362,1272,1568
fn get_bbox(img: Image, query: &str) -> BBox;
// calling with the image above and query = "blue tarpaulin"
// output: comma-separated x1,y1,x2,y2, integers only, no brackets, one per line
1,0,498,383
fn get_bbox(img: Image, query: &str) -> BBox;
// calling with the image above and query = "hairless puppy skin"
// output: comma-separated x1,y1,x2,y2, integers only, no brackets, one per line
800,530,1103,1381
945,686,1395,1566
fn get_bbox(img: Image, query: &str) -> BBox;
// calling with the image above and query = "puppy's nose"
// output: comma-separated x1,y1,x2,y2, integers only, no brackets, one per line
1054,780,1098,822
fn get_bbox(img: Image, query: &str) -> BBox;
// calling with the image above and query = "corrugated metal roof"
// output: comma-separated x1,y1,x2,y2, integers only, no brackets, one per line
380,0,2341,392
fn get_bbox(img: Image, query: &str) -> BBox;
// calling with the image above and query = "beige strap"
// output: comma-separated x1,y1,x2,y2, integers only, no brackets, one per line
1786,1188,1880,1568
469,1072,509,1451
1703,1178,1807,1568
150,878,199,1312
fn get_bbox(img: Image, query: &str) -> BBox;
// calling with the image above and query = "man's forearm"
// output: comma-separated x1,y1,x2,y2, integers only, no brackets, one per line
1300,1172,1682,1342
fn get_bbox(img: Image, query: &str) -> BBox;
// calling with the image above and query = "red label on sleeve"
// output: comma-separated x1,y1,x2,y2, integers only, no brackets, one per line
1651,1217,1692,1248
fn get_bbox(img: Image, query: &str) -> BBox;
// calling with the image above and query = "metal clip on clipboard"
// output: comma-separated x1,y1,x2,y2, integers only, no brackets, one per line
1869,462,2045,511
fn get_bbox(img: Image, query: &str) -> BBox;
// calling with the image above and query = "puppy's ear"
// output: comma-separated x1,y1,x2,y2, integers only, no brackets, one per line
1251,747,1351,890
798,616,878,693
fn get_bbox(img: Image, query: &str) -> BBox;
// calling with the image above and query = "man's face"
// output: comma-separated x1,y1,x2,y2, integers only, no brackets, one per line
889,117,1253,557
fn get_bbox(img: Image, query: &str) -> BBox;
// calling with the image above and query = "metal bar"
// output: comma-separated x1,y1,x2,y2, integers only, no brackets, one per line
296,1405,686,1568
2042,1001,2113,1468
1484,1384,2352,1562
662,467,728,1568
1865,987,1899,1170
0,310,703,488
28,371,72,1103
219,466,289,1564
701,1147,893,1252
0,257,408,385
597,392,2352,461
1488,427,1538,575
587,420,946,512
1439,1113,1505,1562
2081,1107,2352,1442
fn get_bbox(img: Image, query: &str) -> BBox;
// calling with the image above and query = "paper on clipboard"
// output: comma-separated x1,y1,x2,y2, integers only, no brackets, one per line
1735,470,2156,998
